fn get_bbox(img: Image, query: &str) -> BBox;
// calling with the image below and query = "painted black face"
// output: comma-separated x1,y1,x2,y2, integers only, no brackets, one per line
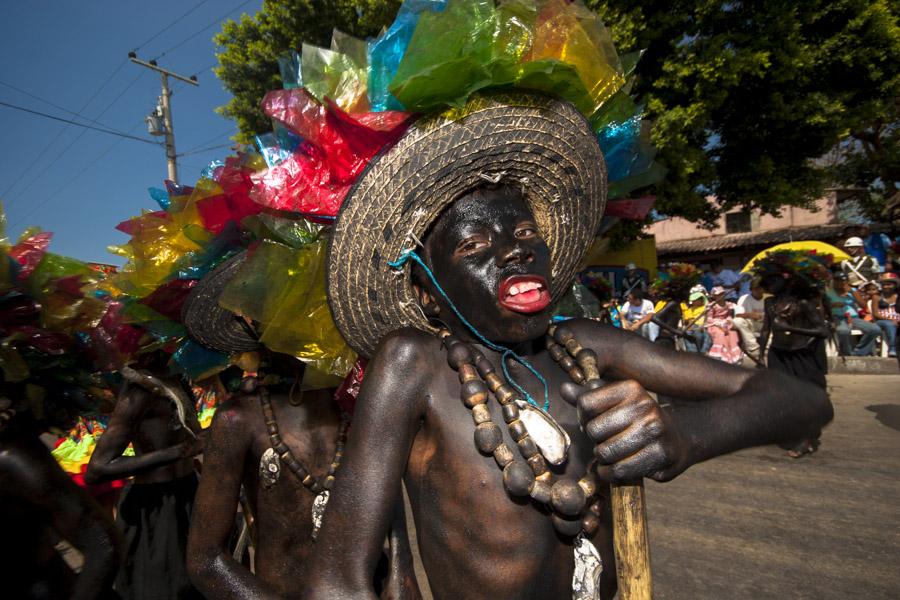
419,186,552,345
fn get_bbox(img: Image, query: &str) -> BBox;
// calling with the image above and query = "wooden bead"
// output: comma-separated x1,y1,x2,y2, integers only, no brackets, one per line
581,511,600,536
548,324,558,337
443,334,461,347
494,385,517,405
447,342,474,369
527,454,548,476
324,475,336,490
553,325,575,345
503,461,535,497
551,513,583,537
471,403,491,424
578,473,598,499
517,436,539,458
493,443,515,468
547,342,566,362
437,328,452,339
484,372,503,392
508,419,528,442
558,355,576,372
301,474,314,487
266,422,278,435
457,363,479,383
501,403,520,423
589,499,603,518
568,365,586,385
564,338,583,357
475,356,495,377
474,422,503,454
529,479,552,504
460,379,488,407
269,433,283,447
550,479,587,517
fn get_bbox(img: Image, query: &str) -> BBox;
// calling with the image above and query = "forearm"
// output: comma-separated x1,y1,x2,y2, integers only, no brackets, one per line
85,445,183,483
672,370,832,466
190,551,280,600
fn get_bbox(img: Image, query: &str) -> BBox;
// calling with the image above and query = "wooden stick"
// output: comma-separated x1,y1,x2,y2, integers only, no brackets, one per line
611,480,653,600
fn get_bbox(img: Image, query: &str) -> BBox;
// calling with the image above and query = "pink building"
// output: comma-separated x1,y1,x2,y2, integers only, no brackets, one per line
646,191,860,269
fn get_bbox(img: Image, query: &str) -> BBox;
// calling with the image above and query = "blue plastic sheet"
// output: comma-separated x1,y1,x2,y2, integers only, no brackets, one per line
367,0,448,111
148,187,170,210
171,338,230,380
278,50,303,89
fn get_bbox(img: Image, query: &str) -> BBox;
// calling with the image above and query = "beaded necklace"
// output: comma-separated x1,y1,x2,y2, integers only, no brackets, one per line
246,376,350,540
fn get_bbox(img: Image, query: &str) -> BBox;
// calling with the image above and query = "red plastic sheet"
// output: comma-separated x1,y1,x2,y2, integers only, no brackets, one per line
254,89,413,214
138,279,198,322
10,231,52,279
333,357,367,416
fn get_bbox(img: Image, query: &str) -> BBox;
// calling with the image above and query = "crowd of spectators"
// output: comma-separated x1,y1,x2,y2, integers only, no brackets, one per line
587,230,900,364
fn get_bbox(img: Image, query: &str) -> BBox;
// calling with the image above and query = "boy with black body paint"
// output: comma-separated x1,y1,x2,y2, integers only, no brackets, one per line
303,185,833,600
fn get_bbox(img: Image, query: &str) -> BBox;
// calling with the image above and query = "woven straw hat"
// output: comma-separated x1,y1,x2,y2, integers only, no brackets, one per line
181,252,260,354
327,92,607,358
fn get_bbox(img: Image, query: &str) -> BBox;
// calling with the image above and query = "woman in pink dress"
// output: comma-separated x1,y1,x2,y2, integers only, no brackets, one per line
705,286,744,364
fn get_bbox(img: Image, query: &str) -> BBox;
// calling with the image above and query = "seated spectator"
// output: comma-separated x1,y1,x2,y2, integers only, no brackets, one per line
618,262,647,301
872,272,899,358
681,286,711,353
709,260,741,301
826,273,882,356
841,236,881,288
734,281,766,363
705,286,744,364
621,289,656,340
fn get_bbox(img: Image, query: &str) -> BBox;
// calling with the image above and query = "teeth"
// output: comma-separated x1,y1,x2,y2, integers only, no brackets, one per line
509,285,520,296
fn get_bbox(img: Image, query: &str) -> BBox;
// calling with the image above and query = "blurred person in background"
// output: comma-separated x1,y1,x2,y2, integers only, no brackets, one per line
826,273,882,356
734,281,767,363
871,272,898,357
705,286,743,364
841,236,880,288
621,288,656,340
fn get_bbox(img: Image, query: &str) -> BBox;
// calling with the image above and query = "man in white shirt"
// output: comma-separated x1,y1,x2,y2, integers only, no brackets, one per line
734,281,766,361
621,289,657,341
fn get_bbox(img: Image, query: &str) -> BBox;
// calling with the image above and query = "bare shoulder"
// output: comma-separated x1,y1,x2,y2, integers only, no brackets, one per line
371,327,442,370
207,393,255,434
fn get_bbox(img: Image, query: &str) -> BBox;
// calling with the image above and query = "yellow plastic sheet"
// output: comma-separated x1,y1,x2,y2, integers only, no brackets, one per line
219,239,355,377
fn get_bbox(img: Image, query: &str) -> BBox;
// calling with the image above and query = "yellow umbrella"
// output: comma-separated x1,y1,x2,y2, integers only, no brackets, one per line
741,240,850,273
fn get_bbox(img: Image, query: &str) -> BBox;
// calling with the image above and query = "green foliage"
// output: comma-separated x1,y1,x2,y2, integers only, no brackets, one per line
588,0,900,224
214,0,400,143
214,0,899,224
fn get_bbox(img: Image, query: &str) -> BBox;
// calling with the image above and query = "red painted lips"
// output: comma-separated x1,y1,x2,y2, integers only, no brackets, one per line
498,275,551,314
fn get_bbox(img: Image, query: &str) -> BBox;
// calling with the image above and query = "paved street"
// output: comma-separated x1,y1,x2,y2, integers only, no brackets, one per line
648,374,900,599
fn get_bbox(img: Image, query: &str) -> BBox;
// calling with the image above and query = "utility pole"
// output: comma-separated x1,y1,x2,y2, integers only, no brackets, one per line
128,52,198,184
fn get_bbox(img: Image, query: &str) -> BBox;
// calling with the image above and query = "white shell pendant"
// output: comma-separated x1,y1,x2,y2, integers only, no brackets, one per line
572,533,603,600
259,448,281,490
515,399,571,465
311,490,330,541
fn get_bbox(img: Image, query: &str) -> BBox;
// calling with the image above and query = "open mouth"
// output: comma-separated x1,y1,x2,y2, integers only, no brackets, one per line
498,275,551,314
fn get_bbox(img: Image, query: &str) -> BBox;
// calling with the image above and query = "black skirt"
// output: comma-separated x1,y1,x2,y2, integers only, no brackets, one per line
767,339,827,390
115,474,201,600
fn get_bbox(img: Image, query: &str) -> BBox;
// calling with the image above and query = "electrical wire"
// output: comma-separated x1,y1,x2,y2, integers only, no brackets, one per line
0,101,160,145
132,0,213,53
9,121,146,231
179,128,235,154
0,79,135,137
178,142,235,157
151,0,256,61
3,70,149,207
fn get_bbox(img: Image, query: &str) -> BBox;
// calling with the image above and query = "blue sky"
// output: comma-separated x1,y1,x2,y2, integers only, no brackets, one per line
0,0,263,264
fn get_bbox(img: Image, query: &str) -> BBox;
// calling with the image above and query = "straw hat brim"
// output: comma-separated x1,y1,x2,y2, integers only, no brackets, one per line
181,252,260,354
326,92,607,358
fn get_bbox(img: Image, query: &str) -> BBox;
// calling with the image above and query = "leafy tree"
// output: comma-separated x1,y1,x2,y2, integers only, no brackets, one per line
214,0,400,142
588,0,900,224
215,0,899,224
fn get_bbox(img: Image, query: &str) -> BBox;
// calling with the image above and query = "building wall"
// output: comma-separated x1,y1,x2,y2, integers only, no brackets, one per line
647,194,837,243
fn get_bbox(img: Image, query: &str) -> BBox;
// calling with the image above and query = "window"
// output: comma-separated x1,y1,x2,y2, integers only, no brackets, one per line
725,211,751,233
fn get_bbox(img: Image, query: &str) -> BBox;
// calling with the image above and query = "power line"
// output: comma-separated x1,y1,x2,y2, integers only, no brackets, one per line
132,0,213,52
178,142,235,157
180,128,235,154
3,70,149,207
0,79,142,138
10,121,146,231
151,0,256,61
0,101,160,145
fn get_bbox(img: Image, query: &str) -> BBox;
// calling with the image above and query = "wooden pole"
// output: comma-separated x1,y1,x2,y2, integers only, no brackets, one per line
611,480,653,600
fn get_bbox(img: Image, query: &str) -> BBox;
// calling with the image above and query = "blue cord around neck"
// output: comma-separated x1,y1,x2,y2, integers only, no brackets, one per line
388,249,550,411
